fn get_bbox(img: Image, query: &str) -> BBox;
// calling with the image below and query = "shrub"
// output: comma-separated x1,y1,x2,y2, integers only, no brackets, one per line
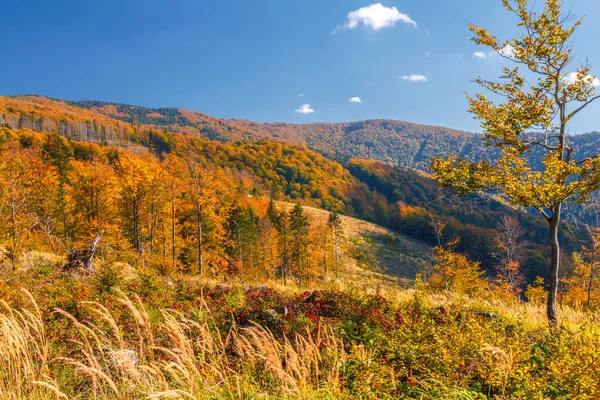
428,246,489,296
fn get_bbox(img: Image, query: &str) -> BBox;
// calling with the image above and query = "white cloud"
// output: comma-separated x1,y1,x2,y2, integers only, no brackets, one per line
498,45,515,58
400,74,429,83
341,3,417,32
472,45,514,59
349,97,363,103
298,93,304,98
565,72,600,87
295,104,315,114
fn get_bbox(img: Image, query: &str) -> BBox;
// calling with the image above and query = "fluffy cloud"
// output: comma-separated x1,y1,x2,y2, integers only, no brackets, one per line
400,74,428,82
498,45,515,58
473,45,515,59
341,3,416,31
295,104,315,114
565,72,600,87
349,97,363,103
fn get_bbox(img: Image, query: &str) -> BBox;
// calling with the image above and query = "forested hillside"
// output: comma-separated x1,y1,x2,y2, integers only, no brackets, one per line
0,128,378,284
0,95,585,283
62,97,600,170
4,95,599,173
64,97,490,169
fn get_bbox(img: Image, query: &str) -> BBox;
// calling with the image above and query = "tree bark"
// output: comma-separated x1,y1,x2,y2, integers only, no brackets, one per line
133,197,139,253
85,235,101,272
63,235,101,273
282,224,288,285
238,229,243,275
197,207,203,277
587,233,596,310
10,194,17,270
547,207,561,328
171,198,176,270
334,233,339,280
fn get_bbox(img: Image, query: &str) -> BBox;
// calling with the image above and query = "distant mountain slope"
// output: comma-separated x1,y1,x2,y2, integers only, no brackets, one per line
65,98,600,170
3,96,599,172
65,98,479,169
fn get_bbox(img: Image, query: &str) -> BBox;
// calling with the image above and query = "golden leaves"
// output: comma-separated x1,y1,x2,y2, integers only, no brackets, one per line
435,0,600,216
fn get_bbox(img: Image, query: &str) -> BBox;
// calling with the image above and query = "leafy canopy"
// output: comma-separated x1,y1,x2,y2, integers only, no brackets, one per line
432,0,600,218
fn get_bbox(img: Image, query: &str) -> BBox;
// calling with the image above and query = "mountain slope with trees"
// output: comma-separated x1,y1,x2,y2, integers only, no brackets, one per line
0,95,585,284
3,95,599,174
63,97,600,170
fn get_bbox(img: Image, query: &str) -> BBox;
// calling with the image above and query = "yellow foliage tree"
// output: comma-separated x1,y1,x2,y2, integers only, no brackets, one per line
0,144,41,267
564,229,600,310
525,276,547,306
429,243,489,296
432,0,600,326
68,160,119,241
184,160,224,277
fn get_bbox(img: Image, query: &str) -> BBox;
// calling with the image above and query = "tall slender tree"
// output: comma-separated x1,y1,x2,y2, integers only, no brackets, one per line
328,210,343,280
0,144,35,267
42,133,73,241
162,155,184,271
289,203,310,285
432,0,600,326
186,160,220,277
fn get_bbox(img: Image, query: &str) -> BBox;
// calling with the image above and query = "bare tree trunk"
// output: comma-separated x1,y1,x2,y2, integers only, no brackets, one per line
133,197,139,253
282,224,288,285
171,198,176,270
10,196,17,270
298,241,302,286
588,232,596,310
197,207,203,277
63,235,101,273
334,233,339,280
547,207,561,328
269,231,275,279
162,221,167,264
322,234,327,277
238,229,243,275
85,235,101,272
149,206,157,254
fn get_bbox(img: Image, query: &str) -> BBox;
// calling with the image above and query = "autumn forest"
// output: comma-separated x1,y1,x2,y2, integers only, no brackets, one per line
3,0,600,398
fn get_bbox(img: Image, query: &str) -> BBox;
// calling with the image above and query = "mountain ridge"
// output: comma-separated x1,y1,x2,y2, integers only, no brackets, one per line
40,96,600,170
2,95,485,170
6,95,599,172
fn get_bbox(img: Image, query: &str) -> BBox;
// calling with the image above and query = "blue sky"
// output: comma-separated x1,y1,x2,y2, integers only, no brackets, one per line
1,0,599,133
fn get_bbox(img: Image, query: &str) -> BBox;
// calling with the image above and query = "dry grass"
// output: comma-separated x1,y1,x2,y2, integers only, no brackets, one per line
0,288,351,399
0,289,64,399
280,202,431,281
2,279,599,399
394,287,598,331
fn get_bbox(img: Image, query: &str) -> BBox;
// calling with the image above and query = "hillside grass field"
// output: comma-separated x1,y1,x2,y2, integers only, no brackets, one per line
282,202,431,283
2,263,600,399
1,226,599,399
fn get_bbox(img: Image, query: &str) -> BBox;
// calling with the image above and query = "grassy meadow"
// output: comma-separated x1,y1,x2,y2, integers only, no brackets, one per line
1,253,600,400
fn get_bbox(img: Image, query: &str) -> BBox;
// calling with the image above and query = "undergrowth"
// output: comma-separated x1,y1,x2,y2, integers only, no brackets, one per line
1,262,600,399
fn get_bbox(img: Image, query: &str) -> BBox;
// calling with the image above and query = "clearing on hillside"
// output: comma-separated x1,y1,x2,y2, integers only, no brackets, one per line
281,203,432,286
